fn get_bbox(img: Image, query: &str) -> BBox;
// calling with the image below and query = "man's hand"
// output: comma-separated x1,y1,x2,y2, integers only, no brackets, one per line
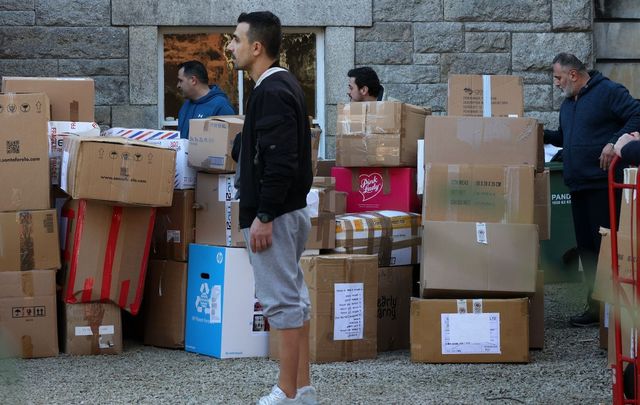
600,142,616,170
614,132,640,157
249,217,273,253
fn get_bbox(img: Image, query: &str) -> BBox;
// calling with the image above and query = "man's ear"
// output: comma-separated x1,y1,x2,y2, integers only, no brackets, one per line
252,41,262,57
360,85,369,96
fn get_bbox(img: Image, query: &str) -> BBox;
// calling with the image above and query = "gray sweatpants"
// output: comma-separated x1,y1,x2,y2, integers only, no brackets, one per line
241,208,311,329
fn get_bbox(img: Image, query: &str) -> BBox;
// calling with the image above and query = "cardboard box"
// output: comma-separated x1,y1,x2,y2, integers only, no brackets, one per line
270,254,378,363
143,260,187,349
424,116,543,172
410,298,529,363
447,74,524,118
608,303,632,367
316,159,335,177
151,190,195,261
332,167,421,213
0,209,60,272
0,270,58,358
188,116,244,173
600,302,608,350
307,177,338,215
185,245,269,359
61,302,122,355
49,121,100,185
423,164,534,224
530,270,544,350
2,77,94,121
335,210,422,267
336,102,431,167
194,172,244,247
311,125,321,176
534,169,551,240
593,227,634,306
0,92,50,212
306,215,336,249
378,266,412,352
335,192,347,215
421,221,539,296
60,136,176,207
103,128,195,190
61,199,156,315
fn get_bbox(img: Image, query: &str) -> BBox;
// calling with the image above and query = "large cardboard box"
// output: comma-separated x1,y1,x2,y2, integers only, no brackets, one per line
306,215,336,250
447,74,524,118
102,128,195,190
61,199,156,315
423,164,534,224
185,245,269,358
188,116,244,173
0,92,50,212
421,221,539,296
60,136,176,207
270,254,378,363
143,260,187,349
336,102,431,167
151,190,195,261
600,302,608,350
534,169,551,240
332,167,421,213
0,270,58,358
194,172,244,247
0,209,60,272
335,211,422,267
424,116,543,172
378,266,412,352
410,298,529,363
2,77,94,122
49,121,100,185
61,302,122,355
530,270,544,350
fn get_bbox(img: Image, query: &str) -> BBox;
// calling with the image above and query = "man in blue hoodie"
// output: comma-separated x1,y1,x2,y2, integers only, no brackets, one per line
544,53,640,327
177,60,235,138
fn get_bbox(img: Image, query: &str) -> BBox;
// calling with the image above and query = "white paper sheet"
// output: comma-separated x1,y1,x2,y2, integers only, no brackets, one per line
441,313,500,355
333,283,364,340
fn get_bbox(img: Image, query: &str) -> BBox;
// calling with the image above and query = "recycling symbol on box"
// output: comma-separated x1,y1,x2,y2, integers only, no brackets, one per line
195,283,211,315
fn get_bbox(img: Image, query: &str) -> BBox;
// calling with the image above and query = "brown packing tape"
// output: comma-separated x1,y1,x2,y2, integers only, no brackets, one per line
343,217,355,250
22,335,33,358
367,212,393,266
84,303,107,355
70,100,79,122
21,272,35,297
410,216,419,264
19,211,35,271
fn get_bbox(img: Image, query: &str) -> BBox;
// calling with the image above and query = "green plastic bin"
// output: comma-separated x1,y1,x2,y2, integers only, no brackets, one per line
540,162,581,283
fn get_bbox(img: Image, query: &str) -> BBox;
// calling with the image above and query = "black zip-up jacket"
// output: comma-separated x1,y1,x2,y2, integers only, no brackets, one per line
233,69,313,229
544,71,640,191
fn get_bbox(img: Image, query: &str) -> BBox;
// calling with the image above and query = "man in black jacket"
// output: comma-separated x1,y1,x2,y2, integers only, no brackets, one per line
544,53,640,327
228,11,315,405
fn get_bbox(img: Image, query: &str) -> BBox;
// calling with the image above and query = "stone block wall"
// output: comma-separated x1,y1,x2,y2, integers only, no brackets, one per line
0,0,595,157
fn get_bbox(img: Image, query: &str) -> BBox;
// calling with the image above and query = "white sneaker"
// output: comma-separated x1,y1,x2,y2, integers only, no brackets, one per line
297,386,318,405
257,385,300,405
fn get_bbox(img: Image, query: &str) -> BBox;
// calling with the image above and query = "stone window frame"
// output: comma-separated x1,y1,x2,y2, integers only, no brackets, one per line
157,26,327,156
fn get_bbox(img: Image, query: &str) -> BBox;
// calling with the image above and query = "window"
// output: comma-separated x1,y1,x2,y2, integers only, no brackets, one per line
159,27,326,157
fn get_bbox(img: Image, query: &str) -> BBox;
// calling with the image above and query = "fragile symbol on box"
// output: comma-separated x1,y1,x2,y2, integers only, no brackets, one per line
12,306,46,318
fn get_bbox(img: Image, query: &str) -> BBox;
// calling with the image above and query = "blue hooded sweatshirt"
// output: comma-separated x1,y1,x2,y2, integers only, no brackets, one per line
544,71,640,191
178,85,235,139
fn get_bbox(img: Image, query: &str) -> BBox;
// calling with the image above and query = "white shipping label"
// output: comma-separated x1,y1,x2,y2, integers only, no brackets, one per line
75,326,93,336
476,222,488,244
333,283,364,341
60,150,70,191
74,325,115,336
99,325,115,335
441,313,501,355
166,230,181,243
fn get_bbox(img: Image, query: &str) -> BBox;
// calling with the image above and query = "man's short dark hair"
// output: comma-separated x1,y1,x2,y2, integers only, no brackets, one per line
178,60,209,84
348,67,382,97
237,11,282,59
552,53,588,73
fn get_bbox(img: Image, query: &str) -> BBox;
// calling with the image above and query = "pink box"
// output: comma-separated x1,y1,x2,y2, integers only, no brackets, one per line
331,167,421,213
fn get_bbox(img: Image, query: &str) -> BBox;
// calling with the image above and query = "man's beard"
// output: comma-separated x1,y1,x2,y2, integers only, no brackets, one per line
561,83,575,98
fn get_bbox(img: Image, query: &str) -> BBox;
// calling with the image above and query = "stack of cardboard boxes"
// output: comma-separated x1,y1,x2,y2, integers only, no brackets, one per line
1,76,178,357
412,75,549,363
0,90,60,358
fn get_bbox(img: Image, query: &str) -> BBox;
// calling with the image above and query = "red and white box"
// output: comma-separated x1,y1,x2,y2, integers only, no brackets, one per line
331,167,421,213
60,199,156,315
